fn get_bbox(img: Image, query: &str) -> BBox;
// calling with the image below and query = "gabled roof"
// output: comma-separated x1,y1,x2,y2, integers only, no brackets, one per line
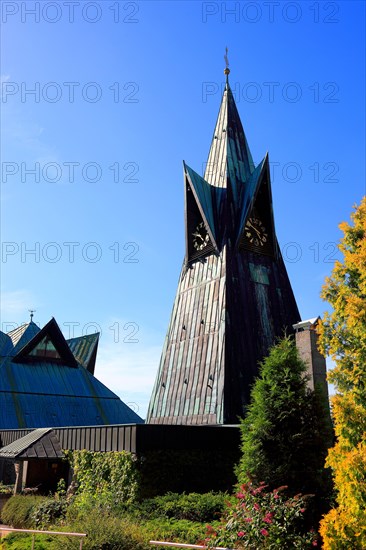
67,333,99,374
236,154,268,246
0,317,144,429
184,162,219,249
293,317,320,331
0,428,63,459
5,322,41,356
13,318,78,367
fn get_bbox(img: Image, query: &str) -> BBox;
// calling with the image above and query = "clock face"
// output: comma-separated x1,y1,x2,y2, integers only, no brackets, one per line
245,216,268,248
192,221,209,251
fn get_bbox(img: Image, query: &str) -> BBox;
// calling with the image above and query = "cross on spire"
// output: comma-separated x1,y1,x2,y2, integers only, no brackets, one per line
224,47,230,80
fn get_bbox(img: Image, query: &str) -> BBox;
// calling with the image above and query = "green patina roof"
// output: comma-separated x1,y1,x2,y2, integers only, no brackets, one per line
0,318,143,429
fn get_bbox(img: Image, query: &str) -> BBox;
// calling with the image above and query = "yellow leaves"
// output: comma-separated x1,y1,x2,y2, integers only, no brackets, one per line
320,198,366,548
321,440,366,549
320,505,366,550
328,392,366,447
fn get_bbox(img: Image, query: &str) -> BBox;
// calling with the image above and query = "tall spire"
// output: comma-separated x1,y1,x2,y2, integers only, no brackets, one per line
204,58,255,199
147,59,301,426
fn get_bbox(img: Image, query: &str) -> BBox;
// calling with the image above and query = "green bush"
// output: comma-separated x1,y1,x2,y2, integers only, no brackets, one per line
52,513,150,550
31,497,67,529
52,513,211,549
134,491,229,522
56,498,214,549
0,533,57,549
142,517,215,545
1,495,45,528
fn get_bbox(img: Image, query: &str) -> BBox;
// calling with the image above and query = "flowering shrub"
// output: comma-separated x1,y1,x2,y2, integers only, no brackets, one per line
204,481,318,549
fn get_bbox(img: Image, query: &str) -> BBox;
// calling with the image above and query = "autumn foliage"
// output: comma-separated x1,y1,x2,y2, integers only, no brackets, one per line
318,197,366,548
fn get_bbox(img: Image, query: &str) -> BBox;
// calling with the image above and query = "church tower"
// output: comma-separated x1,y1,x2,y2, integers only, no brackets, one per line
147,65,300,425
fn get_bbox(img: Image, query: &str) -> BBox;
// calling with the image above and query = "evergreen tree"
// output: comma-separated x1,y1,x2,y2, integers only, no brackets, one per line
237,335,332,499
319,198,366,549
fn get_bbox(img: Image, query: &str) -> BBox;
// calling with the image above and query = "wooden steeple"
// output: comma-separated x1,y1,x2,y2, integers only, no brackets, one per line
147,66,300,425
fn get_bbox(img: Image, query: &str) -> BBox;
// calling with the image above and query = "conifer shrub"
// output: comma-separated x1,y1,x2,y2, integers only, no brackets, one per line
237,335,333,520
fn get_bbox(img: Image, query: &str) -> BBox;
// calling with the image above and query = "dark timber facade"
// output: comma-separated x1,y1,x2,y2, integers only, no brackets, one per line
147,71,300,425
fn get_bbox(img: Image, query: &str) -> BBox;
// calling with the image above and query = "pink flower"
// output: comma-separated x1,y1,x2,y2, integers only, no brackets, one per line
244,517,252,523
236,492,245,499
300,508,305,513
252,484,267,495
237,531,245,538
254,503,260,511
312,541,318,547
260,528,269,536
263,512,274,524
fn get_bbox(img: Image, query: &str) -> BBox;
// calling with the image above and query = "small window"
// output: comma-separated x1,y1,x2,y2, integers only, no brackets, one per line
28,336,61,360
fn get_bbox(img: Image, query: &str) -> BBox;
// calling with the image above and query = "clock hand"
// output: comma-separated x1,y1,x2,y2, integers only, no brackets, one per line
192,232,205,242
247,220,262,238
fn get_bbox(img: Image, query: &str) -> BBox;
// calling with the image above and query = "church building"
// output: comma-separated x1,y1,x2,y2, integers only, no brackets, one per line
0,62,328,495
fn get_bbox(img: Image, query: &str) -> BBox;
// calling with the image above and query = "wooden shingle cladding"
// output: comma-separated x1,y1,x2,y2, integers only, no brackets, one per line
147,79,300,425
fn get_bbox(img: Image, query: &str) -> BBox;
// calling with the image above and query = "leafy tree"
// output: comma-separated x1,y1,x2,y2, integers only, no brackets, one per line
318,197,366,549
237,335,333,501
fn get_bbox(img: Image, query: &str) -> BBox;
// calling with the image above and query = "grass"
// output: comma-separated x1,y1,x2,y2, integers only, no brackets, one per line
0,533,58,550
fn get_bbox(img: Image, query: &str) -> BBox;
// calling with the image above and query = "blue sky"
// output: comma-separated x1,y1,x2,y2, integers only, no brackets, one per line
1,0,365,419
